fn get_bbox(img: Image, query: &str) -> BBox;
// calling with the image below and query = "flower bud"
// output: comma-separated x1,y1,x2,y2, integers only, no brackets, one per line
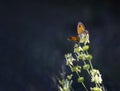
86,54,92,60
82,45,89,51
90,87,102,91
83,64,90,70
67,74,73,80
78,77,84,83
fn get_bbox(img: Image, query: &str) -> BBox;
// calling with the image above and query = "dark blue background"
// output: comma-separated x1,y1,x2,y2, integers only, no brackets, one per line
0,0,120,91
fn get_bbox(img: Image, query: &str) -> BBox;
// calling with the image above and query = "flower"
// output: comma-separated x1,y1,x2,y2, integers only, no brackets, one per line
90,69,102,84
74,44,83,53
71,65,81,72
84,33,90,44
79,30,90,44
58,78,73,91
77,52,86,61
65,53,75,66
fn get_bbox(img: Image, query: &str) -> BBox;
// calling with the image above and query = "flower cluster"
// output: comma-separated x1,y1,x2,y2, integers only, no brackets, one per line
58,73,73,91
58,23,105,91
78,30,90,45
90,69,102,84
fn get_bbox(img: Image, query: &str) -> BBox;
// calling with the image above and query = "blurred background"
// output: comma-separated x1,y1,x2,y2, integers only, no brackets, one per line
0,0,120,91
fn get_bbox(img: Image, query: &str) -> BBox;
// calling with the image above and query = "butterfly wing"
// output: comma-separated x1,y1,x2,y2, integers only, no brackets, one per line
68,36,79,42
77,22,85,35
67,22,85,42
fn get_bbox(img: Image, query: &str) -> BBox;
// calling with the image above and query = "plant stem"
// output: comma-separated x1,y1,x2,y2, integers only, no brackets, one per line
81,82,88,91
89,60,93,69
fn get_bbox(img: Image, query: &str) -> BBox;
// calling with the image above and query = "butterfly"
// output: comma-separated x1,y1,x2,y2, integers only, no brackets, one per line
68,22,88,42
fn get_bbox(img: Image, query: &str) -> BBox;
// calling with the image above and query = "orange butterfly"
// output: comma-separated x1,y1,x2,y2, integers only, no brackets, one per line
68,22,88,42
